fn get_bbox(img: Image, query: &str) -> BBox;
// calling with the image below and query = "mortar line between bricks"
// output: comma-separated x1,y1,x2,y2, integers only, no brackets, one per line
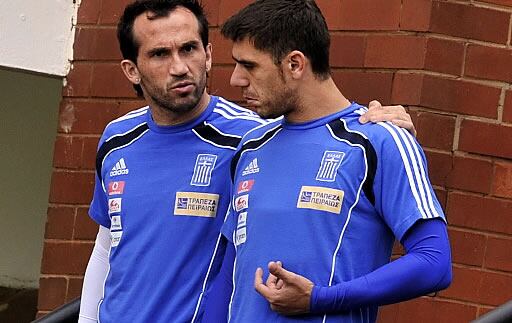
52,168,95,174
452,263,512,277
498,89,506,122
48,203,90,208
55,133,101,139
453,116,462,151
448,225,512,241
427,33,511,48
40,274,84,279
434,295,503,309
445,0,512,12
508,14,512,46
44,238,94,244
446,188,512,202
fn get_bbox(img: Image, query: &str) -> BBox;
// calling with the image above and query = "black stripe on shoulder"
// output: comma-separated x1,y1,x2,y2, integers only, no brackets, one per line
328,119,377,205
193,122,241,149
96,123,149,182
230,125,282,181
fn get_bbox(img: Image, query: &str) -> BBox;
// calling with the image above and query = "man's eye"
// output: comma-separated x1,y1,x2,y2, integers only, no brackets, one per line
152,50,168,57
183,44,195,53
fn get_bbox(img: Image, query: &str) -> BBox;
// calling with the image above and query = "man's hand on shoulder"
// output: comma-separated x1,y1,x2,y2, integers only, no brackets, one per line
254,261,314,315
359,100,417,137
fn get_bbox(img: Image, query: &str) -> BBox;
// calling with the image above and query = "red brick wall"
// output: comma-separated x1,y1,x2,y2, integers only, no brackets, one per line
37,0,512,321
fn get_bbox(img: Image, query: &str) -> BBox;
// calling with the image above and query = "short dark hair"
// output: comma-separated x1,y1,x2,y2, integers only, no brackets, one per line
117,0,209,96
221,0,330,80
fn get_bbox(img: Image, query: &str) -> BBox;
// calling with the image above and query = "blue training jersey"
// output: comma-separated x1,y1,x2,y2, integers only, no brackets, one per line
89,96,265,323
222,103,446,323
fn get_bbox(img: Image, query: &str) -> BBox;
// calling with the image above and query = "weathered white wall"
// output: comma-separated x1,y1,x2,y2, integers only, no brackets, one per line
0,0,79,76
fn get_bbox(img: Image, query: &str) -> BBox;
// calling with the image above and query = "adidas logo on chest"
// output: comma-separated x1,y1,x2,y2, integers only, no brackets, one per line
242,158,260,176
110,158,129,177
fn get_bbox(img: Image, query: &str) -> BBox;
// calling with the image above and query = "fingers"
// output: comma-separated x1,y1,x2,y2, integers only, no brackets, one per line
254,267,271,297
368,100,382,110
268,261,294,283
390,120,417,137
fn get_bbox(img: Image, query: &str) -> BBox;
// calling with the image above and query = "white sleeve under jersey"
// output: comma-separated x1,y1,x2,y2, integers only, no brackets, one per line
78,225,110,323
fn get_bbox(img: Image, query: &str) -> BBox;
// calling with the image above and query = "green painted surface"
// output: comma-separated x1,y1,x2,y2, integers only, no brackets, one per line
0,68,61,288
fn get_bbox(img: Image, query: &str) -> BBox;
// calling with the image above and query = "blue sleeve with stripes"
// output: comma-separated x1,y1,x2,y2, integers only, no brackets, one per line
310,218,451,313
201,240,235,323
372,125,446,241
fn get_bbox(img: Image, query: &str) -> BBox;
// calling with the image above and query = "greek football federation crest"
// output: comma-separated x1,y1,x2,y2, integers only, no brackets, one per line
316,151,345,182
191,154,217,186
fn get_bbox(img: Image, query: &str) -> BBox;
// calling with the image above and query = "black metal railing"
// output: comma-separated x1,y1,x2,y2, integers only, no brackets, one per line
32,297,80,323
472,300,512,323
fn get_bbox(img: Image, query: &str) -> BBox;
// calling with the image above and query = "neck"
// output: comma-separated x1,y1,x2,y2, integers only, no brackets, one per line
284,77,350,123
149,92,211,126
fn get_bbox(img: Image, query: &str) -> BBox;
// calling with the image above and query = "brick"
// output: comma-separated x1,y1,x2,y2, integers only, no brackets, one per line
119,100,148,115
400,0,432,31
415,112,455,150
74,208,99,241
77,0,101,24
379,297,477,323
82,137,100,170
63,63,92,98
49,171,95,204
365,35,427,69
66,278,84,302
391,73,423,105
448,228,486,266
52,136,84,169
330,34,366,68
41,242,93,275
209,66,243,102
446,156,493,194
99,0,133,24
218,0,254,24
202,0,221,26
37,277,67,311
430,1,510,44
459,120,512,159
434,188,447,210
425,38,464,76
210,29,235,65
74,27,121,61
479,271,512,306
91,64,137,98
493,162,512,198
332,70,394,105
424,150,452,187
44,207,76,240
440,266,481,302
59,100,120,135
465,44,512,82
339,0,401,31
485,237,512,272
316,0,343,30
420,75,500,118
447,192,512,235
505,91,512,123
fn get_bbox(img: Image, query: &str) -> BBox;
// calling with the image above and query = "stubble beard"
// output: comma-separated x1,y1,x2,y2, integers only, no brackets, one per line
142,72,207,115
258,87,299,120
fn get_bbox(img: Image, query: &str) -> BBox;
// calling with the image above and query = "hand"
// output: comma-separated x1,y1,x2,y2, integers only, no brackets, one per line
254,261,314,315
359,100,417,137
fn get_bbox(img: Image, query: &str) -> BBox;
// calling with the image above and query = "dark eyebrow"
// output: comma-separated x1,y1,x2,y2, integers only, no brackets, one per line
182,40,201,48
147,47,169,56
232,57,257,66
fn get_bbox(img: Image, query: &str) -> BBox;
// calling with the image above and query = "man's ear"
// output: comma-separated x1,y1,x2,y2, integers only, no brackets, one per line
283,50,306,80
120,59,141,85
205,43,213,72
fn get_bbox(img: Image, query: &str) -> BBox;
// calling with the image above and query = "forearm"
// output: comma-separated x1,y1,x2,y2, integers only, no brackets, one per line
78,226,110,323
201,240,235,323
311,219,451,313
